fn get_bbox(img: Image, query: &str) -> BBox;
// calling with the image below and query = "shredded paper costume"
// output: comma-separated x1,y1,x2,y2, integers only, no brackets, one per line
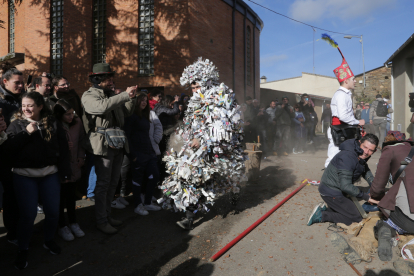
157,57,246,213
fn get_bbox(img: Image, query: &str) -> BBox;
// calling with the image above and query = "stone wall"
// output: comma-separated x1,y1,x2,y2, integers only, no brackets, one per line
353,66,391,102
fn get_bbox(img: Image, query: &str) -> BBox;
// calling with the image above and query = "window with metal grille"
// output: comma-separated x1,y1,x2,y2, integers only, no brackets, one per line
51,0,64,75
246,26,251,86
138,0,154,76
9,0,15,53
93,0,106,64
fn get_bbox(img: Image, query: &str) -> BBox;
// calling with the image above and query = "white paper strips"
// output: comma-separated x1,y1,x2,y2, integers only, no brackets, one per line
159,58,246,213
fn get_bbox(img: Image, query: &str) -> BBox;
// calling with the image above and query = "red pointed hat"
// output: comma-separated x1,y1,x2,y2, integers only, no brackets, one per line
333,48,354,82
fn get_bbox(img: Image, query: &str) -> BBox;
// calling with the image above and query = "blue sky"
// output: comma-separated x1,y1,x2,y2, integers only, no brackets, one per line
247,0,414,81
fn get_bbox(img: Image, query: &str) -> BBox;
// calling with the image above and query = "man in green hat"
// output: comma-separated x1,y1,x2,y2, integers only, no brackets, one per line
82,63,137,234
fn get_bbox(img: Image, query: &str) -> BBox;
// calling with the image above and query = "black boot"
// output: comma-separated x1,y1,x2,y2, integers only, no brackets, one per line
176,218,194,230
376,221,396,261
15,250,28,270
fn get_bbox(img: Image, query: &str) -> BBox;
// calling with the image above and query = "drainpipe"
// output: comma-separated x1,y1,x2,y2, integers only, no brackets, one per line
253,20,256,99
232,0,236,92
243,11,246,100
391,66,394,131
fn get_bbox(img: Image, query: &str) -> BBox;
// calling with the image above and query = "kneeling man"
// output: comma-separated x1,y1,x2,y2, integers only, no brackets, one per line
370,132,414,261
307,134,378,226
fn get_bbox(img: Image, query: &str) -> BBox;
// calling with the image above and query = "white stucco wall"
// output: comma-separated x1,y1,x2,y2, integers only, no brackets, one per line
260,73,339,98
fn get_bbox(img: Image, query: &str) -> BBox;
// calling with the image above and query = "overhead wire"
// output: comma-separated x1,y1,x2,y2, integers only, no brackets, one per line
246,0,362,36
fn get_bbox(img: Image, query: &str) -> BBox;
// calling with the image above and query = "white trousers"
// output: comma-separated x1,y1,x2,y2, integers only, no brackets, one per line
325,127,340,168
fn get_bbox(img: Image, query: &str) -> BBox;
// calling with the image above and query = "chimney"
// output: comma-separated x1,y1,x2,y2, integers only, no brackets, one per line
260,76,267,83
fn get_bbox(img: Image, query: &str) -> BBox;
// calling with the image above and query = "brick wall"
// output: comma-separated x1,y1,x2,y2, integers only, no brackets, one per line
354,66,391,101
0,0,262,102
0,2,9,56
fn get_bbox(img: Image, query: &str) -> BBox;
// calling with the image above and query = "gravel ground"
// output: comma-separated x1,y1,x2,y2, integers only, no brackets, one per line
0,135,404,276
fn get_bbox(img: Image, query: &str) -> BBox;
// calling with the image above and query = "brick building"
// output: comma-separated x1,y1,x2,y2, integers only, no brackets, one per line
353,65,391,102
0,0,263,102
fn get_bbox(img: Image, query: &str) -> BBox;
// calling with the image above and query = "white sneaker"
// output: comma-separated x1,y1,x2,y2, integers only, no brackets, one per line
118,197,129,206
134,203,149,216
111,198,126,209
58,226,74,241
144,204,161,211
69,223,85,238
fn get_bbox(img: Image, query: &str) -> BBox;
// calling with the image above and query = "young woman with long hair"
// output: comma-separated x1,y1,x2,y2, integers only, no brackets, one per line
4,92,71,269
53,99,86,241
124,92,163,215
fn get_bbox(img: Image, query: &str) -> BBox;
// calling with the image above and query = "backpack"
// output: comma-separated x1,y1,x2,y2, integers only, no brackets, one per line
376,100,388,117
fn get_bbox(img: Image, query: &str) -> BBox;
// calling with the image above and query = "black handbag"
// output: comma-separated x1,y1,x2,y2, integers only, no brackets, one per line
330,124,361,146
96,127,126,149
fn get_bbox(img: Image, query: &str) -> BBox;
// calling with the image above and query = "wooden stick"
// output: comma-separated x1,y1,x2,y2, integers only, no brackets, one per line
53,261,83,276
253,145,255,151
348,263,362,276
257,136,260,143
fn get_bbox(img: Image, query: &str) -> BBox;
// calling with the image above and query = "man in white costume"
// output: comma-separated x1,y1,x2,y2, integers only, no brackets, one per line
324,49,365,168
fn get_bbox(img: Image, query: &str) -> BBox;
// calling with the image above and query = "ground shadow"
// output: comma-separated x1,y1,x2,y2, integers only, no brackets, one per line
0,161,296,275
364,269,401,276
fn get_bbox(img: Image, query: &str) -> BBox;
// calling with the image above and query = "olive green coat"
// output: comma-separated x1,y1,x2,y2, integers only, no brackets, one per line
81,87,136,156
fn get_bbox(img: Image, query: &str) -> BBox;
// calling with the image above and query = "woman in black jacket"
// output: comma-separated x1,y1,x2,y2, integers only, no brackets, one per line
4,92,71,270
0,62,24,249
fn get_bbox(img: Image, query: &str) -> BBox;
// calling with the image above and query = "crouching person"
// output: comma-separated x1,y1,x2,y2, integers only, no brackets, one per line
307,134,378,227
370,132,414,261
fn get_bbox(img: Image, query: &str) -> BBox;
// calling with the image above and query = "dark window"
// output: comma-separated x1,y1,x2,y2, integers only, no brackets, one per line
138,0,154,76
385,76,389,79
9,0,15,53
246,26,251,86
93,0,106,64
51,0,64,75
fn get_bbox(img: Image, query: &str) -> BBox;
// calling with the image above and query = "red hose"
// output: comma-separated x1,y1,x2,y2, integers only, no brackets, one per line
209,179,309,262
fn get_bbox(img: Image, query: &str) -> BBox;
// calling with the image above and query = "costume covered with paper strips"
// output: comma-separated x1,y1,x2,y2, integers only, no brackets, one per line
157,58,246,213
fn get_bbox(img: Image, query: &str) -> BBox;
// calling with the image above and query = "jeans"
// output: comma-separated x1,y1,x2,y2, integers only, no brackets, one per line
13,173,60,250
86,153,97,198
373,118,388,146
131,152,159,206
306,120,315,142
254,128,267,154
1,169,19,241
120,155,131,195
59,182,77,227
321,195,362,226
94,148,124,225
274,125,290,153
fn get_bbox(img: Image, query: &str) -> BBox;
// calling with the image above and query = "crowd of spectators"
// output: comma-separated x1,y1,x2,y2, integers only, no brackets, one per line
243,94,320,156
0,62,189,270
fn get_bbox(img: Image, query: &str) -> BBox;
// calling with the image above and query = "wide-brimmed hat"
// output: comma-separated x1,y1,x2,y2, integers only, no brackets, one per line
89,63,115,77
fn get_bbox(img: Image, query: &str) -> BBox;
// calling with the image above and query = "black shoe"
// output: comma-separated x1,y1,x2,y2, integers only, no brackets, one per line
15,250,28,270
43,240,61,255
88,196,95,202
7,238,18,247
376,221,395,262
176,218,194,230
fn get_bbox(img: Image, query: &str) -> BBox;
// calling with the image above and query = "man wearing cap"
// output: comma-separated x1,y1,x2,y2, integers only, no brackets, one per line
324,50,365,168
82,63,137,234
